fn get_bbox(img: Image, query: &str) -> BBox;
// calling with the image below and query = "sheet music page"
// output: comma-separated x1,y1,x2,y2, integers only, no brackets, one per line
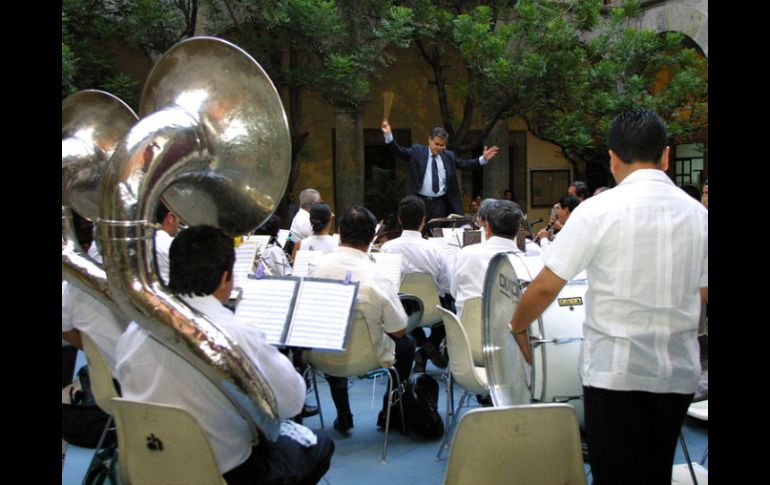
233,240,261,288
245,234,271,248
235,277,299,345
442,227,465,242
431,236,460,269
285,278,358,350
369,253,402,288
277,229,291,249
292,250,326,277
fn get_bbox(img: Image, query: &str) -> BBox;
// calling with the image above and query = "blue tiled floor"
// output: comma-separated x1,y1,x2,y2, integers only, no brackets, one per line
62,351,708,484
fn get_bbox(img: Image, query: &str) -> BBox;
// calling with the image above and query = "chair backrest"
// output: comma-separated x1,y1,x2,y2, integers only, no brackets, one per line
81,333,120,415
444,404,587,485
305,311,384,377
399,293,424,334
111,397,227,485
459,297,483,366
399,273,442,327
437,306,487,395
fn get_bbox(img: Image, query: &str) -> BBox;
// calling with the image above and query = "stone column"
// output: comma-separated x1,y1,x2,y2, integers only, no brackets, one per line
334,108,365,212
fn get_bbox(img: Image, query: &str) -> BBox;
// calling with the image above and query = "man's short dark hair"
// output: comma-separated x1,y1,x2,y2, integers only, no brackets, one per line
430,127,449,139
398,196,426,230
608,108,668,164
309,203,333,233
256,215,281,242
339,206,377,247
558,194,581,213
485,200,523,238
155,202,171,224
569,181,589,199
169,225,235,297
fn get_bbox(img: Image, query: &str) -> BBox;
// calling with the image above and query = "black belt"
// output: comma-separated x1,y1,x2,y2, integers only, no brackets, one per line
419,194,446,201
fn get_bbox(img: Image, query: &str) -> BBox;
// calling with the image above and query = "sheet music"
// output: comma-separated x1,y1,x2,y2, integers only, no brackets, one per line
442,227,465,242
233,239,261,288
369,253,402,288
245,234,271,248
292,250,326,277
285,279,358,350
235,278,298,345
431,236,461,268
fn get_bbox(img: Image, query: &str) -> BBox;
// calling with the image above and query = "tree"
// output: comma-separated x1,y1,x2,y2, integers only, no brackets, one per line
62,0,199,108
202,0,414,215
401,0,708,180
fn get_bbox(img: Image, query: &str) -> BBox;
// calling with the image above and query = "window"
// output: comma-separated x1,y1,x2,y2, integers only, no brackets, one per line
673,143,705,188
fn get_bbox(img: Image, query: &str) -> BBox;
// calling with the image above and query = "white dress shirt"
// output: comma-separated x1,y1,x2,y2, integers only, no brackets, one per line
451,236,521,318
300,234,338,253
154,229,174,284
62,281,126,376
261,244,293,275
380,230,452,296
289,208,313,240
309,246,407,367
116,294,306,473
544,169,708,394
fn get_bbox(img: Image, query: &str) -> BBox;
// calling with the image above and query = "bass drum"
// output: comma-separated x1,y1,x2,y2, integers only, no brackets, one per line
482,251,586,426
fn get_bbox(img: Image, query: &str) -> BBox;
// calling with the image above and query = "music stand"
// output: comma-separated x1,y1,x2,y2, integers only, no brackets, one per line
425,215,472,237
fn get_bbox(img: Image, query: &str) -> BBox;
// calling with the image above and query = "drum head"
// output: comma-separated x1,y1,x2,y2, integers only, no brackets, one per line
482,252,541,406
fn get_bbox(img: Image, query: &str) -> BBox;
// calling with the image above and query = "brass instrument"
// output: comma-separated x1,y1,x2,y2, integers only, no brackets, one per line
62,90,138,323
98,37,291,440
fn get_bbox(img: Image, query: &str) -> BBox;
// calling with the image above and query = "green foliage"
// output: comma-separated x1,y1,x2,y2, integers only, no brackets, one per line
409,0,707,165
61,0,195,106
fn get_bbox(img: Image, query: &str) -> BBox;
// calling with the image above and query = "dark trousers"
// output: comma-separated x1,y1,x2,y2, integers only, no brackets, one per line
223,434,335,485
419,194,450,220
583,386,693,485
62,345,78,388
326,333,416,417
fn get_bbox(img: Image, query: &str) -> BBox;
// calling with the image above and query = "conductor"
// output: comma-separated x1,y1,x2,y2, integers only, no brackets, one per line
382,120,499,220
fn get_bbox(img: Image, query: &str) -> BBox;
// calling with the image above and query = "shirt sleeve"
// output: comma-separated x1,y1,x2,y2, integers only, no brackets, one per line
384,132,394,144
542,205,597,281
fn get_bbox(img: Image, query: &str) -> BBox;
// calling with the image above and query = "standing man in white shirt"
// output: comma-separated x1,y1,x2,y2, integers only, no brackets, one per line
290,188,322,240
154,203,180,284
509,108,708,485
382,120,499,220
381,195,453,369
116,225,334,484
452,199,524,319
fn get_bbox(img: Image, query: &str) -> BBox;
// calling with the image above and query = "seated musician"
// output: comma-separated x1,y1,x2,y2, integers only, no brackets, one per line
381,195,453,370
309,207,416,432
452,199,524,319
292,202,337,260
535,194,580,248
255,215,293,275
115,225,334,484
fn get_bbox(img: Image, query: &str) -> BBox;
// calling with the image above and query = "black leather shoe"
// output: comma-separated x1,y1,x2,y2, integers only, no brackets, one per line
413,349,426,373
301,405,320,418
333,413,354,432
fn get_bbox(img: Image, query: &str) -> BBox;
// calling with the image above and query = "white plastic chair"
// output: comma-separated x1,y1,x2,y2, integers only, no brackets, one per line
305,313,406,463
443,404,587,485
399,273,442,330
110,397,227,485
435,306,489,460
459,297,484,366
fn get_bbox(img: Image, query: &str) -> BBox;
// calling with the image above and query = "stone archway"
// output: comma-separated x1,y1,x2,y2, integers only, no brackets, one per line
633,0,708,57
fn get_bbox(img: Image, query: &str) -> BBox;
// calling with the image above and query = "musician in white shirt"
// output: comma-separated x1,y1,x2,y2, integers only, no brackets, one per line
452,199,525,319
509,109,708,485
289,188,321,240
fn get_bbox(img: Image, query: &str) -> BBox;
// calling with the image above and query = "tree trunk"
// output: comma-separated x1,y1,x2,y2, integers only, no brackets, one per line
334,109,365,212
483,118,510,200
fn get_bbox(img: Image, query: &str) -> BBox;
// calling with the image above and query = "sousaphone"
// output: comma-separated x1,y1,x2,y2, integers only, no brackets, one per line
98,37,291,440
62,89,138,319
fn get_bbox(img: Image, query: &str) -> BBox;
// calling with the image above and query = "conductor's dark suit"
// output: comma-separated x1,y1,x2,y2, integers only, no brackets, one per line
386,138,483,217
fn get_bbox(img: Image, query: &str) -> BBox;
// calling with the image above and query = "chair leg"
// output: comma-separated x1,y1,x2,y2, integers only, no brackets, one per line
679,432,699,485
306,367,324,429
436,372,453,461
82,415,116,485
380,368,405,464
699,444,708,466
